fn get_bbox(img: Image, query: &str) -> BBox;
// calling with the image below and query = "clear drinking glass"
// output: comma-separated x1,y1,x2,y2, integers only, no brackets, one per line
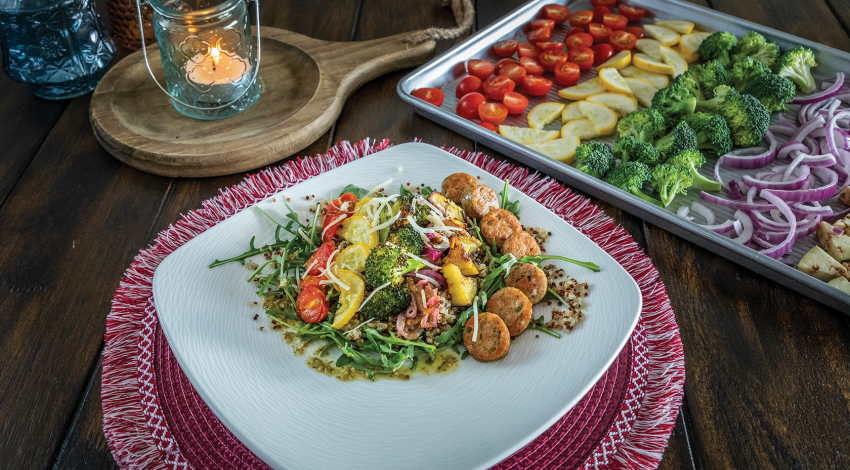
0,0,116,99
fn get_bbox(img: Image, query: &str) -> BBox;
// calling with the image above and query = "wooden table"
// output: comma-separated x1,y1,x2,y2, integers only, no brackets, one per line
2,0,850,468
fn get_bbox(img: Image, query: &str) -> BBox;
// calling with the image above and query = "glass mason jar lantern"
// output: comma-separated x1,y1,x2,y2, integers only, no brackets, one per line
138,0,261,120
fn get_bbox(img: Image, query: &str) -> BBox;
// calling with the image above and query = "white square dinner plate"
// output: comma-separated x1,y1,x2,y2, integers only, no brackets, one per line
153,142,642,470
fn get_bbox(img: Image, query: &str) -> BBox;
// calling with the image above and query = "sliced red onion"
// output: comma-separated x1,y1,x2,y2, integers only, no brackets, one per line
757,216,821,242
415,269,447,289
791,202,833,217
763,167,837,202
827,111,850,168
832,226,844,235
730,210,754,244
700,191,777,211
742,165,810,190
782,153,806,181
720,131,778,169
676,205,693,220
827,99,842,120
756,191,797,259
404,294,418,318
768,125,797,136
713,158,724,189
791,72,845,104
777,141,807,160
778,114,797,129
701,219,737,234
732,219,743,236
422,246,442,263
836,93,850,103
791,116,825,143
793,152,837,168
799,103,811,125
689,201,715,225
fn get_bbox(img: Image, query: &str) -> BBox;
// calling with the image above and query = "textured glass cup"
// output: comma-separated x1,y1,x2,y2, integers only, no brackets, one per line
105,0,154,50
0,0,115,99
149,0,260,120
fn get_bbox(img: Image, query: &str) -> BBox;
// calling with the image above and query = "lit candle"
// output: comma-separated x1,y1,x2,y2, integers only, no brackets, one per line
185,46,251,87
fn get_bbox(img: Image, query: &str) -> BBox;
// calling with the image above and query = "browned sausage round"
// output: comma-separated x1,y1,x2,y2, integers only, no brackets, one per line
441,173,478,203
463,312,511,362
461,185,499,219
486,287,533,337
502,230,540,260
480,208,522,247
505,262,548,304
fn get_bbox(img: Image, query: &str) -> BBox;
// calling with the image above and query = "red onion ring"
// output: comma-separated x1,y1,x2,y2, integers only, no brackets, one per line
763,167,837,202
720,131,778,169
756,191,797,259
791,202,833,217
742,165,810,190
730,210,754,244
792,73,845,104
791,116,825,143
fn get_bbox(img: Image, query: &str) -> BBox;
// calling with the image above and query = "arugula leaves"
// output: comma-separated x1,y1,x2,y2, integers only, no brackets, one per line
520,254,600,273
340,184,370,199
498,179,520,218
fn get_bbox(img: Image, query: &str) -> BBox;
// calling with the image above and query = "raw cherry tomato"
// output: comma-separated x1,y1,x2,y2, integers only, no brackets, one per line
517,43,541,59
618,4,646,21
478,102,509,124
519,57,545,75
493,39,518,57
592,6,611,22
554,61,581,86
590,0,616,7
568,10,593,27
411,88,444,107
522,75,553,96
625,26,645,39
567,26,586,37
502,91,529,114
498,62,527,84
296,286,329,323
539,49,569,71
526,27,551,44
592,43,615,65
529,19,556,30
481,75,516,100
478,122,497,131
602,13,628,30
301,275,325,290
305,242,335,276
565,32,593,49
587,23,611,42
456,75,482,98
457,92,487,120
467,59,496,80
496,58,518,72
569,46,595,70
609,30,637,51
536,41,565,51
542,4,571,23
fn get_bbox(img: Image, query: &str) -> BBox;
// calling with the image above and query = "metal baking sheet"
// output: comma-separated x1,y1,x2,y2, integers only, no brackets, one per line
397,0,850,313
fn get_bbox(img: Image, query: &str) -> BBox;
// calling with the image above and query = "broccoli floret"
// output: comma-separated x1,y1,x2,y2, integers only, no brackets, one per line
731,31,781,67
392,194,430,227
654,122,697,160
614,136,664,166
743,73,796,112
666,149,722,192
694,85,739,114
698,31,738,67
616,108,667,143
720,93,770,148
604,161,664,207
358,284,411,322
575,141,616,179
650,164,693,207
774,46,818,93
728,57,771,92
693,60,731,98
675,70,705,101
651,80,697,127
364,244,404,287
682,112,733,156
386,224,424,255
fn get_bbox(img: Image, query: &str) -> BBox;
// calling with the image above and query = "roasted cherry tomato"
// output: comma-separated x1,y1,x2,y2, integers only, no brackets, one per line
481,75,516,100
590,0,616,7
519,56,545,75
529,18,556,30
526,27,551,44
321,192,359,241
328,192,358,215
536,41,565,51
554,61,581,86
609,30,637,51
493,39,518,57
592,6,611,22
456,75,482,98
467,59,496,80
618,4,646,21
602,13,628,30
592,43,615,65
539,49,569,71
498,62,527,84
306,242,335,276
565,32,594,49
568,10,593,27
502,91,529,114
411,88,444,107
569,46,595,70
567,26,586,37
625,26,645,39
587,23,611,42
495,58,518,72
478,102,509,124
542,4,571,23
478,121,497,131
301,274,325,290
296,286,329,323
457,92,487,120
517,42,541,59
522,75,553,96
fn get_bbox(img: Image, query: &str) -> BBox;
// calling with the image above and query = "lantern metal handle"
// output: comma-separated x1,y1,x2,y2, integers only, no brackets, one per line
135,0,262,111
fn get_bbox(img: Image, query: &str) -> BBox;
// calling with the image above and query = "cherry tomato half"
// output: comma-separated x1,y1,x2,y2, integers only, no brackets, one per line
457,92,487,120
502,91,529,114
609,30,637,51
568,10,593,27
522,75,553,96
592,43,615,65
467,59,496,80
569,46,595,70
519,56,545,75
565,32,594,49
300,274,326,291
602,13,628,30
481,75,516,100
296,286,329,323
618,4,646,21
567,26,586,37
478,122,497,132
411,88,444,107
625,26,645,39
517,42,541,59
456,75,482,98
590,0,616,7
322,192,358,242
306,242,335,276
587,23,611,42
496,58,518,72
536,41,565,51
526,27,552,44
498,62,527,84
542,4,571,23
478,102,509,124
539,49,569,71
554,61,581,86
529,18,556,30
592,6,611,22
493,39,518,57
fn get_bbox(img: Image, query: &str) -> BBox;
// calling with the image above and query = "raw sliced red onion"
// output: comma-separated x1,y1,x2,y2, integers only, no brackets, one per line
732,219,743,236
827,111,850,168
415,269,447,289
782,153,806,181
791,116,825,143
832,226,844,235
742,165,810,190
764,167,837,202
720,131,777,169
778,114,797,129
701,219,737,234
768,125,797,136
791,72,845,104
676,205,693,220
836,93,850,103
714,157,724,188
730,210,754,244
756,191,797,259
691,201,716,225
700,191,776,211
791,202,833,217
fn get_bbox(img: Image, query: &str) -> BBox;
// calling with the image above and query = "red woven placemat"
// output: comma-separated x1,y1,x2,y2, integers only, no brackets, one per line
102,139,685,470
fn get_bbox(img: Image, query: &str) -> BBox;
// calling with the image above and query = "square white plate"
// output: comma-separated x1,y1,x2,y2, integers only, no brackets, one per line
153,142,642,470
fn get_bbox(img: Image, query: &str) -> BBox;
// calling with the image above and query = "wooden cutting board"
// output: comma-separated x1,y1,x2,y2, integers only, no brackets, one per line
89,27,435,177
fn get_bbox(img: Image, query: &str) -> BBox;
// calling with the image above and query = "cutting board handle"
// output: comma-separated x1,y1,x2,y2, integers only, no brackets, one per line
334,33,437,94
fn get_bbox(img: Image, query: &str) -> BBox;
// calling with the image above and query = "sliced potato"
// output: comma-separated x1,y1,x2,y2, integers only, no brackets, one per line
659,45,688,77
797,246,847,282
643,25,680,46
577,101,618,135
558,78,605,101
525,136,581,164
816,221,850,262
633,53,675,75
561,119,599,142
635,38,664,61
680,32,712,56
596,50,631,70
624,78,659,108
619,65,669,88
561,101,585,122
654,19,695,34
828,276,850,294
587,93,638,116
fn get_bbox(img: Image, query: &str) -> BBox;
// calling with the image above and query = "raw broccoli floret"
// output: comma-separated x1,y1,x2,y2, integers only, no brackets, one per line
650,163,693,207
693,60,730,98
654,122,697,160
698,31,738,67
575,141,616,179
720,93,770,148
616,108,667,143
731,31,780,67
774,46,818,93
614,136,664,166
604,161,664,207
694,85,739,114
675,70,705,101
682,112,733,156
392,193,430,226
743,73,796,112
666,149,722,192
386,224,424,255
651,80,697,127
358,284,412,322
728,57,771,92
